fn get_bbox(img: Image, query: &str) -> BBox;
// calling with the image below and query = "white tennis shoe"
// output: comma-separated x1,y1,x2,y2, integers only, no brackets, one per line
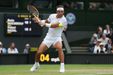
60,65,65,73
30,63,40,72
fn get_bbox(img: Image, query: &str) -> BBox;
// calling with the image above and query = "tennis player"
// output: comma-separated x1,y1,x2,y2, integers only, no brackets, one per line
30,5,67,73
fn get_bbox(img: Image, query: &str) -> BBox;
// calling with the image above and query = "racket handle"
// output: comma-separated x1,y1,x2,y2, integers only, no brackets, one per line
33,14,40,22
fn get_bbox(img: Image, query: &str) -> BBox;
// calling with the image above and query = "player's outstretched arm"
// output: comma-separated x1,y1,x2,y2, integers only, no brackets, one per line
36,19,63,28
32,17,46,27
44,22,63,28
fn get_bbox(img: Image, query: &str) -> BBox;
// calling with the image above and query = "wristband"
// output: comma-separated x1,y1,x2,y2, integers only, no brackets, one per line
59,23,63,27
45,23,51,27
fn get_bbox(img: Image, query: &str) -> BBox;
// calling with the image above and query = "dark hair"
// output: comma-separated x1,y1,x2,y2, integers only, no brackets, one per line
57,5,64,8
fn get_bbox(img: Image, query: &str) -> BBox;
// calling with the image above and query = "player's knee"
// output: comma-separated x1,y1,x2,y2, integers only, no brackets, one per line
54,45,62,49
57,47,62,51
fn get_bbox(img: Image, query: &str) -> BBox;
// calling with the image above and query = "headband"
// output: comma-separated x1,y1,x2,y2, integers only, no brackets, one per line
57,7,64,11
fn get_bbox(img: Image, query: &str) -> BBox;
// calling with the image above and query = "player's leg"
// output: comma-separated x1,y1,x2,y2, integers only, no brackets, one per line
53,40,65,73
35,43,48,62
30,42,48,72
54,41,64,63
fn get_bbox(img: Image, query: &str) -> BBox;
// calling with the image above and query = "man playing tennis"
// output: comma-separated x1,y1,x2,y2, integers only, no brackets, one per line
30,5,67,73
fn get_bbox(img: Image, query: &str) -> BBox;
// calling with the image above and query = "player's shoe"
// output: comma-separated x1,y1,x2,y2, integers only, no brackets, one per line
60,65,65,73
30,63,40,72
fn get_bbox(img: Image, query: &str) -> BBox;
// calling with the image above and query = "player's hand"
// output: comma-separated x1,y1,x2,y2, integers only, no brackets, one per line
32,17,41,23
51,22,60,28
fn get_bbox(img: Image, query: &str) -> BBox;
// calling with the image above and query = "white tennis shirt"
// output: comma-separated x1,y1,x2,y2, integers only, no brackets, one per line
46,14,67,37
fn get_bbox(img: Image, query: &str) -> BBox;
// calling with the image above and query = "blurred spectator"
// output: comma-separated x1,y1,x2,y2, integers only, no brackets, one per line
0,41,7,54
76,2,84,9
32,0,52,9
107,39,112,53
93,40,107,54
100,34,109,44
62,1,70,8
70,2,76,9
93,39,101,54
103,24,112,38
99,34,111,50
89,2,98,10
111,32,113,53
98,2,106,10
8,42,19,54
23,43,30,54
89,2,113,10
89,26,103,53
96,26,103,39
99,43,107,54
63,1,84,10
89,33,98,52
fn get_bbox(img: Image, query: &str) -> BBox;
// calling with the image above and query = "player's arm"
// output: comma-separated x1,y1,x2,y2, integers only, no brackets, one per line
32,17,46,27
32,15,63,28
38,19,63,28
44,21,63,28
63,19,68,31
32,17,48,26
32,17,41,24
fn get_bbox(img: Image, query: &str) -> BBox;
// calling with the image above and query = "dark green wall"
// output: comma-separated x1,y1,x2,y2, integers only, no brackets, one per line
66,10,113,31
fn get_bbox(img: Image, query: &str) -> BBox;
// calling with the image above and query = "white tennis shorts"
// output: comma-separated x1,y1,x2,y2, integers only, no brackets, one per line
42,36,62,48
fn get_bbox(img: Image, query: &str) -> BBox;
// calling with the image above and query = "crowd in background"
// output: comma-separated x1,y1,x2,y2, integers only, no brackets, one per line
89,24,113,54
0,42,30,54
89,2,113,10
62,1,84,10
62,1,113,10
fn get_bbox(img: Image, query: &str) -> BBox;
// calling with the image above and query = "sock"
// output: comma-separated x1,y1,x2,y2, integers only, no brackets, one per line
35,62,40,66
60,63,65,68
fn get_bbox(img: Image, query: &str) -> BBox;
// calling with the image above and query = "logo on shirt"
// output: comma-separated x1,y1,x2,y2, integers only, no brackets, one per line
66,13,76,25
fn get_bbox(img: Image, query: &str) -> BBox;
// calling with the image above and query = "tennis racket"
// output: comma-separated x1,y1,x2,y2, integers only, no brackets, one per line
27,5,40,22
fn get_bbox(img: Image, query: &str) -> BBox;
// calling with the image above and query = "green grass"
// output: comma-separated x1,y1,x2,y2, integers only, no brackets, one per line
0,64,113,75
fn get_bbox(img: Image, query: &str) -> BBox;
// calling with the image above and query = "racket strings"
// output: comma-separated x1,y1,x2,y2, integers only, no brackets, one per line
27,5,39,17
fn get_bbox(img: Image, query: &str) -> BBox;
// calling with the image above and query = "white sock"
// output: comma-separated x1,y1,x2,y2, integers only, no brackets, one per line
60,63,64,68
35,62,40,66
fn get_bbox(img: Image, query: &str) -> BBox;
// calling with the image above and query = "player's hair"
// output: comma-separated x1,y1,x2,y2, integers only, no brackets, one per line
56,5,64,9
